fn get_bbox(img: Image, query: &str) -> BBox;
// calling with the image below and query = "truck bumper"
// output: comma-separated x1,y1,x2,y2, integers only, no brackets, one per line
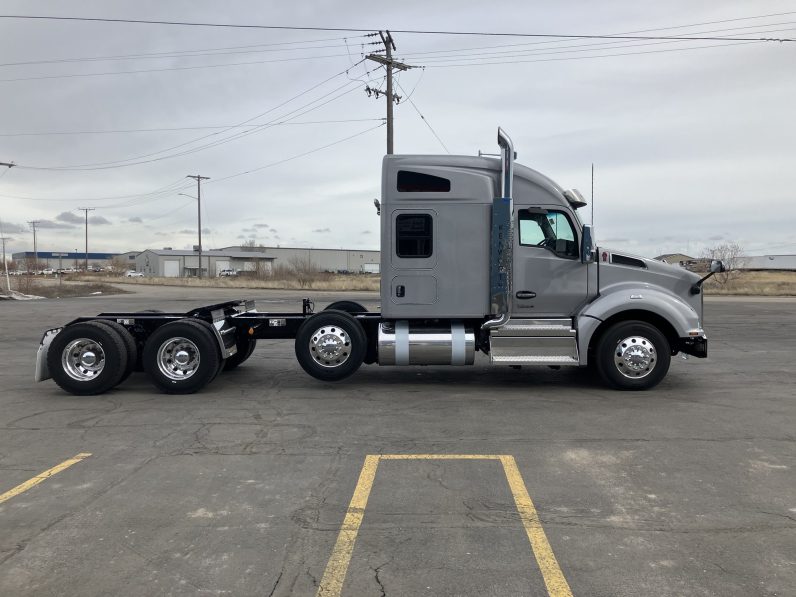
678,334,708,358
35,328,61,382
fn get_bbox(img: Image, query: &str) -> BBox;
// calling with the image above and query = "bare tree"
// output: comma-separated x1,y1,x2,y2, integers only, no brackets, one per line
109,257,127,274
288,254,319,288
701,242,743,286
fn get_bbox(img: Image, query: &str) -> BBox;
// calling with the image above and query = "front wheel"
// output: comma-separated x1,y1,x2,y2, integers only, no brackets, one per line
295,311,366,381
595,321,671,390
323,301,367,314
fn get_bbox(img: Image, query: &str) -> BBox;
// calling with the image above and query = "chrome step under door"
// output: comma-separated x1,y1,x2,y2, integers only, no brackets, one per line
489,319,579,366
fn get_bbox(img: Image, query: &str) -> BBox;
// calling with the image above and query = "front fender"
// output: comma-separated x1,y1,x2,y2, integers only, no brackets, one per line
576,285,700,364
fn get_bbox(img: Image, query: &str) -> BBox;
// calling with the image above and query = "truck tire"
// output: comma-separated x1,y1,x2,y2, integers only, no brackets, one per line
142,320,221,394
323,301,367,314
91,320,137,384
223,337,257,371
295,310,366,382
182,319,226,380
47,321,128,395
595,320,671,390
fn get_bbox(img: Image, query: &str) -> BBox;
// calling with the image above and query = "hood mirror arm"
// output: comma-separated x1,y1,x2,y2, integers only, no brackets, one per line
690,260,727,294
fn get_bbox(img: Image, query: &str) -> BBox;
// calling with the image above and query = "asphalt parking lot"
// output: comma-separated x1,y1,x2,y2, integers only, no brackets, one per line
1,286,794,596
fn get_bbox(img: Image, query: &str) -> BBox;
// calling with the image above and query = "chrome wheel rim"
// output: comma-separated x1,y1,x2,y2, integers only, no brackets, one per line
156,337,201,380
62,338,106,381
309,325,351,368
614,335,657,379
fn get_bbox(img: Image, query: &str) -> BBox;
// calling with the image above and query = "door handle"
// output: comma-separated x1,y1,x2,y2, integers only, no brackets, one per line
515,291,537,299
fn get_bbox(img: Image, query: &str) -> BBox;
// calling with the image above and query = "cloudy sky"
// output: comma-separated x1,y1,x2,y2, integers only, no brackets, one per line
1,1,794,259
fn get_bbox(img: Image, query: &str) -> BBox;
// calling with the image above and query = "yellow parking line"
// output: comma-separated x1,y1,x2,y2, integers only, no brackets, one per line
317,455,380,596
500,455,573,597
0,452,92,506
316,454,573,597
380,454,502,460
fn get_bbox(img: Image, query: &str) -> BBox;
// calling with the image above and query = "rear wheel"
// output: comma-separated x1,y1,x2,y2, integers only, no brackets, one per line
295,311,366,381
47,321,128,395
223,337,257,371
182,319,226,380
143,320,221,394
91,320,137,384
595,321,671,390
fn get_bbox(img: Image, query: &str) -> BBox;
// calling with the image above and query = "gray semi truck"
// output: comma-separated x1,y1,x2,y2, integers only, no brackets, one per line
35,128,722,394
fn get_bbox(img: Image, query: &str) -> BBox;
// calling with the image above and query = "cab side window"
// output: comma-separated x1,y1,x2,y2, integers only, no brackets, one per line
518,210,578,258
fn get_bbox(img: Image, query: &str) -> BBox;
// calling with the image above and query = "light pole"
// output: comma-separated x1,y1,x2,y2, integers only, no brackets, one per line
0,236,10,293
178,191,204,278
77,208,95,272
185,175,209,278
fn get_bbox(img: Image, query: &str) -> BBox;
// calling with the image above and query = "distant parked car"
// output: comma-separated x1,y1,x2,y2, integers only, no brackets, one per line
126,270,144,278
42,268,54,275
218,269,237,277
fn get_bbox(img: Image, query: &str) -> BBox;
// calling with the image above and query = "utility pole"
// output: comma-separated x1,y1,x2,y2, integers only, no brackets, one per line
186,175,209,278
1,162,14,288
77,208,95,272
366,31,414,154
27,220,40,273
0,236,10,293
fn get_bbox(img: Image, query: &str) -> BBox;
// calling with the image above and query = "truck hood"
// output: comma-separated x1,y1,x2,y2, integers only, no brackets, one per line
597,247,703,321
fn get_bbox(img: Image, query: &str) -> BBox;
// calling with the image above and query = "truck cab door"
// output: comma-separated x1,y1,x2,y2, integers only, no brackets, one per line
512,207,588,317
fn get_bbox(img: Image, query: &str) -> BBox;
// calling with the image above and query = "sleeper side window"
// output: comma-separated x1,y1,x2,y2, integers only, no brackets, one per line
397,170,451,193
518,209,578,258
396,214,433,258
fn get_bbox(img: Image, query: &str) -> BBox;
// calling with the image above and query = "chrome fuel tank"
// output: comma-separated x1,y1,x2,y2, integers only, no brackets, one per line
378,321,475,366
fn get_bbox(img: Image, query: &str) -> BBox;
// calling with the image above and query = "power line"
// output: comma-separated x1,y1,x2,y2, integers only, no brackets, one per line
424,39,764,68
208,122,385,185
14,63,375,170
2,123,384,212
402,14,796,57
0,15,792,42
18,81,366,170
0,118,385,137
395,81,449,154
0,177,189,203
0,35,366,68
406,23,796,61
145,198,196,221
0,52,358,83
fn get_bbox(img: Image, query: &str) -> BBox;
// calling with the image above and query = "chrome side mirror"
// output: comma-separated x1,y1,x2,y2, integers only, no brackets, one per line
710,259,726,273
581,224,594,264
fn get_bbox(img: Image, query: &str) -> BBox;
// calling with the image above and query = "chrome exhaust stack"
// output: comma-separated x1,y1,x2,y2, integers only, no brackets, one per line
483,127,515,332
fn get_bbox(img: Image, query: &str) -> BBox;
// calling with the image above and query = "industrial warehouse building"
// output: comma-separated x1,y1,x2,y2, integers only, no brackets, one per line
740,254,796,270
134,249,273,277
10,246,381,276
221,246,380,273
11,251,118,270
